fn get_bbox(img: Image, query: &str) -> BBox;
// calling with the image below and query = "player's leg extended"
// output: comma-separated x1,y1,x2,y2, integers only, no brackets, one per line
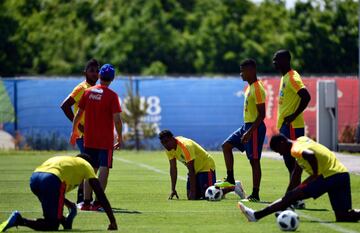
222,127,246,184
97,149,113,192
252,188,306,221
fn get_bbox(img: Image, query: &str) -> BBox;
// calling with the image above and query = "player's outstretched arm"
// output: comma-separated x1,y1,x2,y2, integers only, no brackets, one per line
89,178,118,230
286,162,302,193
186,160,196,200
169,159,179,199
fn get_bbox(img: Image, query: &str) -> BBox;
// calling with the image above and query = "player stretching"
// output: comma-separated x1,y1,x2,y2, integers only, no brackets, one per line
71,64,122,211
159,130,244,200
60,58,99,204
0,154,117,231
238,134,360,223
219,59,266,202
273,50,311,208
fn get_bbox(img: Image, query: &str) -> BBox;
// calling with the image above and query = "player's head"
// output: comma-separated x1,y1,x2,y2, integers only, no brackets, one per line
240,58,257,82
159,129,177,151
273,49,291,71
84,59,99,85
269,134,292,155
76,153,95,168
99,64,115,82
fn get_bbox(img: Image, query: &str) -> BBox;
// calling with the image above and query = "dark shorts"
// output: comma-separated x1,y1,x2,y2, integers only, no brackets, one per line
280,124,304,167
187,170,216,200
301,172,352,212
224,122,266,160
84,147,113,169
76,137,85,154
30,172,65,225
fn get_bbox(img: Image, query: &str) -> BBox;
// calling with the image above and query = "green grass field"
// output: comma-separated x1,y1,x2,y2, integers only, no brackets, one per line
0,150,359,233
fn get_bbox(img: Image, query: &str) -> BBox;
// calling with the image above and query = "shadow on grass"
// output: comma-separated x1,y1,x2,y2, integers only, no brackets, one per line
101,207,142,214
302,208,329,212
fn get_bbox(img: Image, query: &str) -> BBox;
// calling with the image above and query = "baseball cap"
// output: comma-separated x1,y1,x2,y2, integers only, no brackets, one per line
99,64,115,81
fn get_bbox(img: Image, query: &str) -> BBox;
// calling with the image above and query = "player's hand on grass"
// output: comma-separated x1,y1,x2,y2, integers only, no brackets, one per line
108,221,118,230
168,190,179,200
241,131,252,144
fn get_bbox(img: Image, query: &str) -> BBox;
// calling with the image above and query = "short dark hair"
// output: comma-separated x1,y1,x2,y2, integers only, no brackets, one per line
158,129,174,140
269,134,288,151
274,50,291,61
240,58,256,68
84,59,100,72
76,153,95,167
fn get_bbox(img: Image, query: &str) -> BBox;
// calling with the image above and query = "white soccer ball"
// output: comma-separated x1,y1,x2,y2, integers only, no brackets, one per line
205,186,223,201
276,210,299,231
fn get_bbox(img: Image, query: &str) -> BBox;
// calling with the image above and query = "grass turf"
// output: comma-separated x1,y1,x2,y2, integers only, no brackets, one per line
0,150,359,232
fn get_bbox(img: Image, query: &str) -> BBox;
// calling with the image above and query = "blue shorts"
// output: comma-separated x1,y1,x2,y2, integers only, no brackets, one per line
84,147,113,169
280,123,304,140
224,122,266,160
301,173,352,212
30,172,65,225
187,170,216,200
76,137,85,154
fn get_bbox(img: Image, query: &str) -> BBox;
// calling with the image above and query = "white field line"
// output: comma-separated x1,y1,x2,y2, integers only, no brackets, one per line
114,156,360,233
299,213,359,233
114,157,187,181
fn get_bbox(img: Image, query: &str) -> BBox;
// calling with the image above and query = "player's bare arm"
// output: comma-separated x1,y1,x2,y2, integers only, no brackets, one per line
113,112,123,149
169,158,179,199
301,149,319,184
284,88,311,125
286,162,303,193
241,103,265,144
61,96,84,133
89,178,118,230
186,160,196,200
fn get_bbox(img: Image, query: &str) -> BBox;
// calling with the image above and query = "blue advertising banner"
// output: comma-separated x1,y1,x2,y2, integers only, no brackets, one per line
1,77,245,150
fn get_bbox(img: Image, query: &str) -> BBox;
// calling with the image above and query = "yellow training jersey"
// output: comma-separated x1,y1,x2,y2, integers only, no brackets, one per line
34,156,97,193
70,81,92,136
291,136,348,178
244,80,266,123
277,70,306,129
165,136,215,174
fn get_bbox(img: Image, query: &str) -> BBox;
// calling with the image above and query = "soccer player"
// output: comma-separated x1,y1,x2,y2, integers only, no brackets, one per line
60,58,99,204
71,64,122,211
273,50,311,208
238,134,360,222
61,58,99,153
159,130,218,200
0,154,118,232
220,59,266,202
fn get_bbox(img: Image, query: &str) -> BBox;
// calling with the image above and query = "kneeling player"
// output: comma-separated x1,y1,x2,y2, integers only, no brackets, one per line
0,154,117,231
238,134,360,222
159,130,218,200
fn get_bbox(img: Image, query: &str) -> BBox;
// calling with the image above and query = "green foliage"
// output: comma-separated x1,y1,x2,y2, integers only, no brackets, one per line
0,0,358,76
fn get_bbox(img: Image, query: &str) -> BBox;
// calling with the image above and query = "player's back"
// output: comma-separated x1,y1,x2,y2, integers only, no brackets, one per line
80,84,121,149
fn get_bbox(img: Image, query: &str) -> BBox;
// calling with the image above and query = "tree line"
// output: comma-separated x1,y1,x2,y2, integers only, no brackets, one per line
0,0,358,76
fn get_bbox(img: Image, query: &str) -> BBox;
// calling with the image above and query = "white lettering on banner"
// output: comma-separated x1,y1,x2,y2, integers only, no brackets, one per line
89,93,102,100
119,96,162,135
